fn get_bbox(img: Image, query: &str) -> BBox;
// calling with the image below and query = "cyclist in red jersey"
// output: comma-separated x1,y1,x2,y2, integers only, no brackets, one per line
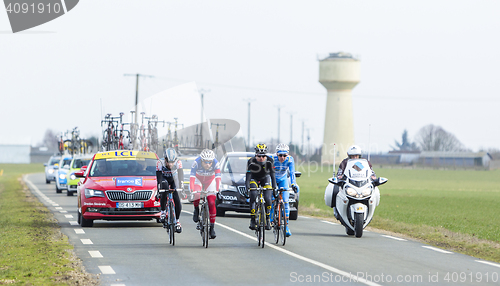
190,149,221,239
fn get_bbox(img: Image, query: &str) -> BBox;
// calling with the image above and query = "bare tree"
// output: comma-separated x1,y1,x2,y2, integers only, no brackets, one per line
41,129,59,151
415,124,465,152
392,129,419,151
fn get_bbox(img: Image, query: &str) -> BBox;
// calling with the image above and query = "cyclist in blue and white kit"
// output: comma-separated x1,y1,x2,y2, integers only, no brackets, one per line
271,143,299,237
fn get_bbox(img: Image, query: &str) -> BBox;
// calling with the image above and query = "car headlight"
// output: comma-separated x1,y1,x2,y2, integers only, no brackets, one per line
48,169,54,174
85,189,105,198
59,173,66,180
221,184,236,191
70,174,76,180
346,187,357,197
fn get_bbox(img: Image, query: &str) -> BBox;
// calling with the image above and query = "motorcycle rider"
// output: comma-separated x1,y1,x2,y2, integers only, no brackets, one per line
332,145,376,215
246,143,277,231
190,149,221,239
270,143,298,237
157,148,184,233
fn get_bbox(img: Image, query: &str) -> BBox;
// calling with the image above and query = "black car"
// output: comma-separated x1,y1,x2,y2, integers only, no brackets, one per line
215,152,301,220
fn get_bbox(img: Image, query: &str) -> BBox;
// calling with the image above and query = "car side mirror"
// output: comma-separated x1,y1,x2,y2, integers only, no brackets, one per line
75,170,85,178
53,165,59,170
295,172,302,178
44,163,47,167
374,177,388,186
81,166,88,172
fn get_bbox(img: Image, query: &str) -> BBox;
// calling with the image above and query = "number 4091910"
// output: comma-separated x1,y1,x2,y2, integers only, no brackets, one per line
5,2,62,14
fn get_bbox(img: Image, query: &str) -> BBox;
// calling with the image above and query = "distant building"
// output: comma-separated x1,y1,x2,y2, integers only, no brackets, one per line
0,144,31,163
418,152,492,168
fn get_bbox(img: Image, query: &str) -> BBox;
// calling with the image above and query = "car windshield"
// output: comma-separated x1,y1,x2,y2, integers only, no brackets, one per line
89,158,158,177
349,178,370,188
49,158,60,165
72,159,91,169
180,158,196,169
223,156,252,174
61,159,72,167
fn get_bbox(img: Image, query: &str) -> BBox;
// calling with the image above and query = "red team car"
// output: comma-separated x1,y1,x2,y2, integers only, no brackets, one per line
76,150,161,227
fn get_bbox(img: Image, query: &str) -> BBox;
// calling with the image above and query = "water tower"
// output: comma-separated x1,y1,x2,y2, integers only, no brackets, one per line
319,52,360,164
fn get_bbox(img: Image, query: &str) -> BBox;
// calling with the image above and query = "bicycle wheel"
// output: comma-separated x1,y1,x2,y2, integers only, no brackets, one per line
260,202,266,248
273,201,279,244
204,202,209,248
256,203,261,246
279,201,286,246
169,201,175,246
200,204,206,247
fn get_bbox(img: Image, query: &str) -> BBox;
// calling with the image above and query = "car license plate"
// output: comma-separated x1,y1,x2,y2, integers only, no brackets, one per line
116,202,143,208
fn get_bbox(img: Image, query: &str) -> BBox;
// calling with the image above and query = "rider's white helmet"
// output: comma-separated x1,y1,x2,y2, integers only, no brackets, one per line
200,149,216,161
164,148,177,163
275,143,289,154
347,145,362,157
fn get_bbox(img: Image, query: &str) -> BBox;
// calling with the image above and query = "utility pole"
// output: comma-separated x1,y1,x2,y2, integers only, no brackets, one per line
124,73,154,127
274,105,285,143
301,120,306,155
243,98,256,150
198,89,210,147
288,111,296,151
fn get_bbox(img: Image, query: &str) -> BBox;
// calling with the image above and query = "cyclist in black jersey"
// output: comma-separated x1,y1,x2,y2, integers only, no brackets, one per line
157,148,184,233
246,143,276,231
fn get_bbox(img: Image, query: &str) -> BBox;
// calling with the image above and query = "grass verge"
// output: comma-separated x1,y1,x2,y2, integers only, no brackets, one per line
0,164,97,285
296,163,500,263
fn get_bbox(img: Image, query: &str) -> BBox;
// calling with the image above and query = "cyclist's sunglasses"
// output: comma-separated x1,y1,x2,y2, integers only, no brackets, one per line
202,160,213,164
256,155,266,158
278,154,288,157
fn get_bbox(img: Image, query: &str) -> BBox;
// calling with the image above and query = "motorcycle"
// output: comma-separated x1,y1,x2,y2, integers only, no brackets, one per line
324,158,387,238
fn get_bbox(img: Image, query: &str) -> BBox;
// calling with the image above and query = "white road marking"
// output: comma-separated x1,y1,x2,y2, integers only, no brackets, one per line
55,207,63,210
98,266,116,274
321,220,338,225
81,239,93,245
89,251,103,258
65,214,74,218
74,229,85,234
299,216,312,219
52,204,59,207
215,222,382,286
60,210,68,213
69,221,79,225
475,260,500,268
422,246,453,254
381,235,407,241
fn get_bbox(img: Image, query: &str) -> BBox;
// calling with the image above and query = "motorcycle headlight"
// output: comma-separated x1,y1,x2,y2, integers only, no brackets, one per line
346,187,357,197
85,189,105,198
361,186,372,197
59,173,66,180
70,174,76,180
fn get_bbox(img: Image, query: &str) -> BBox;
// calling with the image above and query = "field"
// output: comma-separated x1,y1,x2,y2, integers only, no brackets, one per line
0,164,95,285
295,163,500,262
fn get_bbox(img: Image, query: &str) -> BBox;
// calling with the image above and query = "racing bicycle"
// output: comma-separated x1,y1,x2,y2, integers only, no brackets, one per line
160,188,177,246
195,189,210,248
250,187,267,248
272,188,287,246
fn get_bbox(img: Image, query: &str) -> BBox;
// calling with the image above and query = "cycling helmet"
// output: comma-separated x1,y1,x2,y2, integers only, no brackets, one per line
164,148,177,163
200,149,216,161
254,143,268,155
347,145,362,158
275,143,289,154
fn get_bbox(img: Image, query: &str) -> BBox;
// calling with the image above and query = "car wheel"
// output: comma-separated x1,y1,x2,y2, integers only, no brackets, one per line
80,213,93,227
77,211,81,224
216,208,225,217
289,210,298,220
67,190,73,196
46,179,50,184
56,184,62,194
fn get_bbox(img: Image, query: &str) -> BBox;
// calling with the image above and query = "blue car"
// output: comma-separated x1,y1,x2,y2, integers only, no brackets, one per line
55,156,72,193
44,155,61,184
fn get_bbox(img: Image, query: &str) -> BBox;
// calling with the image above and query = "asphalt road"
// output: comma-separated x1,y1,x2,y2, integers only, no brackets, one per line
25,173,500,286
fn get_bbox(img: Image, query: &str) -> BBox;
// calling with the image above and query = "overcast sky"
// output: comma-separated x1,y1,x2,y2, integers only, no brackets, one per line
1,0,499,154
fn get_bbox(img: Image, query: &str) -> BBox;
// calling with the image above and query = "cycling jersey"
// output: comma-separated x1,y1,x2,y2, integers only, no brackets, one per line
245,155,277,190
271,154,296,185
189,157,221,192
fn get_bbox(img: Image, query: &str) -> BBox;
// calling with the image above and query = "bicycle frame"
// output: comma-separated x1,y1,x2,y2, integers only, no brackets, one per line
250,187,267,248
273,188,288,246
161,189,177,246
195,189,210,248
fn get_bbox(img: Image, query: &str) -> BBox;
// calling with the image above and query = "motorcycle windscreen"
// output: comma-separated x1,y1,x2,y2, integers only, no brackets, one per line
345,159,371,184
